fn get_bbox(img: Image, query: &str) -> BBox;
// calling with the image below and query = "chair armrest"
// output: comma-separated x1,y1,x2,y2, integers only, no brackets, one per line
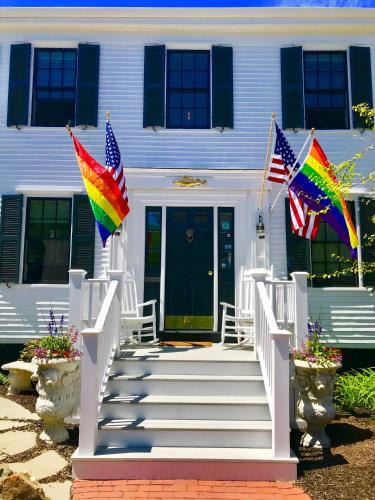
138,300,156,307
220,302,240,310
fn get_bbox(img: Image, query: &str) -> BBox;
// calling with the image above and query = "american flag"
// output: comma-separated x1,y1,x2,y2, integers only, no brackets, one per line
268,123,320,240
106,119,129,208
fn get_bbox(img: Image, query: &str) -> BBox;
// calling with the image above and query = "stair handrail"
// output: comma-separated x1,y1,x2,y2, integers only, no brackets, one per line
78,271,123,456
250,269,291,459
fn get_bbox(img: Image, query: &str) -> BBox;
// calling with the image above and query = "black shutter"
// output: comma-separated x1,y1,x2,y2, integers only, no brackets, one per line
143,45,165,128
7,44,31,127
285,198,310,278
281,46,304,130
212,46,234,129
0,195,23,282
71,195,96,278
359,197,375,287
76,44,100,127
349,47,374,129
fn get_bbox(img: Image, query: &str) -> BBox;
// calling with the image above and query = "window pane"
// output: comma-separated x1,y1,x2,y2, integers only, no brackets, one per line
195,92,207,108
63,70,76,87
37,69,49,86
182,70,194,88
147,211,161,230
312,242,325,261
195,109,208,127
318,53,330,71
30,199,43,219
168,109,181,128
51,51,63,68
196,53,208,70
305,93,318,107
305,73,318,90
183,53,194,70
331,53,344,70
50,69,62,87
182,92,194,108
169,92,181,108
304,54,317,72
169,70,181,87
318,94,330,107
38,51,50,68
332,93,345,107
319,72,330,90
169,52,182,70
332,72,345,90
57,200,70,220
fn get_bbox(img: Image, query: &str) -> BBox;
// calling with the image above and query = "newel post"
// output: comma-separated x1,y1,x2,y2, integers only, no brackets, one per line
78,328,100,456
69,269,87,347
271,329,292,458
107,270,124,354
291,272,309,349
249,269,269,358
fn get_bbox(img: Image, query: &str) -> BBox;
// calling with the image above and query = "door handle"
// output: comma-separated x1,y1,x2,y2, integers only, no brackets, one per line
208,271,213,276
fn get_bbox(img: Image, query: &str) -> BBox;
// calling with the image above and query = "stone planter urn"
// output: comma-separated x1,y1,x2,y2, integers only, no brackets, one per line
294,359,340,448
35,357,80,443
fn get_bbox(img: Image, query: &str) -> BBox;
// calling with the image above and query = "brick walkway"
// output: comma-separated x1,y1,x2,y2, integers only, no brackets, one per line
73,480,310,499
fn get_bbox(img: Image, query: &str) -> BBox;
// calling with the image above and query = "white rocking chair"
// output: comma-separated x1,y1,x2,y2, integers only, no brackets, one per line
121,272,158,344
220,267,255,345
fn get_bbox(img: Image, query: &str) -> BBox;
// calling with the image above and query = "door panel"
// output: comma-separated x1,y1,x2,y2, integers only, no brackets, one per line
165,207,213,330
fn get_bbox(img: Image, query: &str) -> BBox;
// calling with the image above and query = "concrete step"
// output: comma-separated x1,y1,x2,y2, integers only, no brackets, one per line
106,373,266,397
100,394,270,421
96,418,272,448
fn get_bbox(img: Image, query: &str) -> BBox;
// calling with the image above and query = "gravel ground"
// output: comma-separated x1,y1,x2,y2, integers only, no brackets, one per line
0,385,78,483
293,412,375,500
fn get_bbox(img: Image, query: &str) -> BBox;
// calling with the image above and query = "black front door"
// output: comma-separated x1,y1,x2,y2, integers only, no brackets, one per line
165,207,213,330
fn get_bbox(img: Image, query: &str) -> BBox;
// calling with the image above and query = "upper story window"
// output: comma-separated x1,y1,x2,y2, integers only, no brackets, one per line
32,49,77,127
7,43,100,128
304,51,349,130
143,45,233,130
281,46,373,131
167,51,210,129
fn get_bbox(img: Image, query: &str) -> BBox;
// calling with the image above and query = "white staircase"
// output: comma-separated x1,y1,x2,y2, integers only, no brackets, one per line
72,345,297,480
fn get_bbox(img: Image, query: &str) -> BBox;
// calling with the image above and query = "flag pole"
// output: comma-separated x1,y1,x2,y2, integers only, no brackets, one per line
259,112,276,210
269,128,315,214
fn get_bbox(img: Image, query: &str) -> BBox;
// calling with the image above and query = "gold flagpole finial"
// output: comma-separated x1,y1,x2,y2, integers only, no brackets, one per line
65,123,72,134
105,111,110,121
310,128,315,136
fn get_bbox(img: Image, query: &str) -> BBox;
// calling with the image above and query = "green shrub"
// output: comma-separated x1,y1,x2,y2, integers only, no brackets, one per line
0,373,8,385
19,340,41,362
335,367,375,413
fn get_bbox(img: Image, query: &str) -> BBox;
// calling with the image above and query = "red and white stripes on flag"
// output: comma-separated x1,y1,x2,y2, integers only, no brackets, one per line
288,190,320,240
267,122,320,240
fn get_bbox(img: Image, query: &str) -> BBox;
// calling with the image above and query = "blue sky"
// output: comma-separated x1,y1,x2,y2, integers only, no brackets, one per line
1,0,374,7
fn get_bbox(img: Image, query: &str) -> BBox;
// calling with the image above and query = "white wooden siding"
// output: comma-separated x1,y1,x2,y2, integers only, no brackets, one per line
309,288,375,348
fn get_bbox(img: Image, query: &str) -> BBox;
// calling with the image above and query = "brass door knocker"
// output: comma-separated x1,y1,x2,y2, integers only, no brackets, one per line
186,228,194,243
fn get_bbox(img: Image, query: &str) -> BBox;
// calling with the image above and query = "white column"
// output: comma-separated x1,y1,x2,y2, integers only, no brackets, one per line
291,272,309,349
69,270,87,342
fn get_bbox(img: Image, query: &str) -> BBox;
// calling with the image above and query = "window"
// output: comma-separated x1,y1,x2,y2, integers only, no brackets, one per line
311,213,358,287
304,52,349,130
280,46,373,130
7,43,100,128
167,51,210,129
32,49,77,127
23,198,72,284
143,45,233,130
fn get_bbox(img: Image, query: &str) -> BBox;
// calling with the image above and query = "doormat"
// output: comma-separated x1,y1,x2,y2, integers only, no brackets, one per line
159,341,212,347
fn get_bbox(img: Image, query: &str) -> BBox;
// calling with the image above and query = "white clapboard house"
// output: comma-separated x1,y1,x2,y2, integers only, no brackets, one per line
0,6,374,480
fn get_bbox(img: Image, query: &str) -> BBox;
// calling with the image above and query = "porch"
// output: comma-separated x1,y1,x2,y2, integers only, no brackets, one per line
69,268,309,481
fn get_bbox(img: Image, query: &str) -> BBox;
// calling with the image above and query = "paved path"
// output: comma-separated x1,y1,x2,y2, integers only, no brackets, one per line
0,397,71,500
72,479,311,499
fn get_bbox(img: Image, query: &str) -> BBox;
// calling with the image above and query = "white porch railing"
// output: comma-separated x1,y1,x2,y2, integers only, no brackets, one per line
251,270,293,458
76,271,123,456
82,278,110,327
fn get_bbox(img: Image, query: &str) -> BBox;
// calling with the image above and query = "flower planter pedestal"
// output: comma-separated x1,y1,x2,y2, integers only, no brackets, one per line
35,358,80,443
294,359,340,449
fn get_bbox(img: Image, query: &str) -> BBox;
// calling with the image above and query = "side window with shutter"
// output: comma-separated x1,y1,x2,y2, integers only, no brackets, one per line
359,198,375,287
0,195,23,283
71,195,96,279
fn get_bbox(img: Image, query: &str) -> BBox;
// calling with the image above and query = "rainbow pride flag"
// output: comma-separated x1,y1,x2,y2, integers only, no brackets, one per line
69,129,129,247
289,138,358,257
